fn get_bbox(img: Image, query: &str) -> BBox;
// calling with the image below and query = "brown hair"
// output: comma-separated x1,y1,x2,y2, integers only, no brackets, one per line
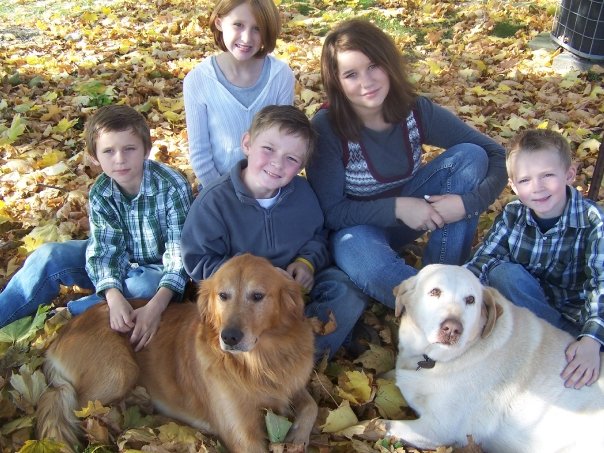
506,129,572,179
84,105,151,158
320,18,417,141
209,0,281,58
248,105,316,163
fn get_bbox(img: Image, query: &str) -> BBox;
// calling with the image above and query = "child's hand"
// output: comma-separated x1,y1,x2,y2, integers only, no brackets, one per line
424,194,466,224
286,261,314,291
561,336,601,389
130,288,173,352
130,303,162,352
395,197,444,232
105,288,135,333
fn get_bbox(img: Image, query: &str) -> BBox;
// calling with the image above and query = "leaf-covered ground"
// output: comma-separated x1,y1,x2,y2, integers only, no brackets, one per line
0,0,603,451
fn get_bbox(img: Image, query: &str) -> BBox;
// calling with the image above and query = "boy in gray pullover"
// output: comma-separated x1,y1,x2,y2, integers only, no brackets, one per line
182,105,368,360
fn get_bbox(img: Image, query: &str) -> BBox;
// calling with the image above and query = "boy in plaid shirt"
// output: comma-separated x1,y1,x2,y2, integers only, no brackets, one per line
0,105,192,350
466,129,604,389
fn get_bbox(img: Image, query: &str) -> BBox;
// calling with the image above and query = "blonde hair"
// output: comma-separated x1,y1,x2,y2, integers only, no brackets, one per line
248,105,316,164
506,129,572,179
84,105,151,158
209,0,281,58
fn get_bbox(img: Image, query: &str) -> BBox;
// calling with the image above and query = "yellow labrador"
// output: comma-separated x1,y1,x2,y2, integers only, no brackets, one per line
382,264,604,452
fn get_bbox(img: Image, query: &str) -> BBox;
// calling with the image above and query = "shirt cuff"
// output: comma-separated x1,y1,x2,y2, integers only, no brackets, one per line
295,257,315,274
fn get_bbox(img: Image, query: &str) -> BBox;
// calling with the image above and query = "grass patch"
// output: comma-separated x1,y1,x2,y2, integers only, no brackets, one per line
282,0,376,17
491,20,526,38
587,70,603,83
367,12,426,43
0,0,123,22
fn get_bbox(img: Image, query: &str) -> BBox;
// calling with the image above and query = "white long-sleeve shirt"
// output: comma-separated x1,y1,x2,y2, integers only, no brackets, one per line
183,55,295,187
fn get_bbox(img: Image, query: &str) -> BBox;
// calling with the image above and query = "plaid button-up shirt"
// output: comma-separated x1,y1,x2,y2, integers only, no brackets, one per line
467,187,604,344
86,160,192,296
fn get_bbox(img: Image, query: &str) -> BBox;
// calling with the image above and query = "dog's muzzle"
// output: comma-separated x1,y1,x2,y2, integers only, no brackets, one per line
438,318,463,345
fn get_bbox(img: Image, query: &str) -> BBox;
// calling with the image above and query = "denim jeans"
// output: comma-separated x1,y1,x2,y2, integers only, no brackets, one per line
486,261,580,337
305,266,369,360
332,143,489,309
0,240,164,327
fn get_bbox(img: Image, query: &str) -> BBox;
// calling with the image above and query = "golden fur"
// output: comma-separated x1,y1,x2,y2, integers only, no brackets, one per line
36,254,317,452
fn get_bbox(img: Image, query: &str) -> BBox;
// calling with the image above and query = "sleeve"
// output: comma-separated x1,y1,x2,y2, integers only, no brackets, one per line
158,178,193,294
464,210,513,283
306,111,397,230
85,191,130,295
181,192,232,282
273,59,295,105
580,219,604,344
417,97,507,217
291,181,330,272
183,67,221,186
295,229,330,274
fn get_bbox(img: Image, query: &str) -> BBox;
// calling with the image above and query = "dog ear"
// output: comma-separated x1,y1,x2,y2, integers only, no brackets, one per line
197,279,213,323
393,276,417,317
481,286,504,338
280,279,306,319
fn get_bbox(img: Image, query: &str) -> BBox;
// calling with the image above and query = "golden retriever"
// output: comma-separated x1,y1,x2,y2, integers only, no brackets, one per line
36,254,317,453
378,264,604,452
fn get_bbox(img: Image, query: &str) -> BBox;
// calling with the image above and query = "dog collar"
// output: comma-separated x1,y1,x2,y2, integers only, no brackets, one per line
416,354,436,371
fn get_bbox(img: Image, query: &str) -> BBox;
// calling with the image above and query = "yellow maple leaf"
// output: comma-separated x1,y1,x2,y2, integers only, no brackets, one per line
17,439,66,452
157,97,184,113
22,223,72,253
163,110,183,123
0,200,12,224
578,138,601,154
506,114,529,131
74,400,110,418
374,378,408,419
321,401,358,433
470,86,490,96
354,343,395,375
589,85,604,99
424,59,443,76
300,88,320,104
35,150,66,169
81,11,98,23
337,370,373,405
157,421,199,443
52,118,78,134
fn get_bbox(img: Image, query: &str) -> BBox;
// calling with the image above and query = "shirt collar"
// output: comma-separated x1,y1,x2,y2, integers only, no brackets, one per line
108,159,154,201
524,186,590,230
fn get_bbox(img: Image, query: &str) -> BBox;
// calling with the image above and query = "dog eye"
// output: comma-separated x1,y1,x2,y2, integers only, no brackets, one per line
251,292,264,302
429,288,441,297
218,292,229,301
465,295,475,305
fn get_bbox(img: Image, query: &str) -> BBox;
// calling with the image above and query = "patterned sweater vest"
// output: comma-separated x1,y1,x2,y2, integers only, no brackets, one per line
342,110,422,199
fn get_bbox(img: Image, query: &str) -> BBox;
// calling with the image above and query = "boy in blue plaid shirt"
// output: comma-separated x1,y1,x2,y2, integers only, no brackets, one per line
0,105,192,350
466,129,604,389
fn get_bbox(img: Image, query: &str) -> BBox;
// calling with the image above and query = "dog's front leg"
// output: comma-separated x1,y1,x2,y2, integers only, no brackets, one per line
383,419,442,450
284,388,318,449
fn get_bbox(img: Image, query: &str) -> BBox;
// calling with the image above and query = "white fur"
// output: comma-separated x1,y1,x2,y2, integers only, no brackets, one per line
385,264,604,452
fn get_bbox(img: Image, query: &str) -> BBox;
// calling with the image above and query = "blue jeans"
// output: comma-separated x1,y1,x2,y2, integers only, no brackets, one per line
305,266,369,360
486,261,580,337
0,240,164,327
332,143,488,309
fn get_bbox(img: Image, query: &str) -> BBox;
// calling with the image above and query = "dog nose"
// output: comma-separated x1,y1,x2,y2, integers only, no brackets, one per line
439,318,463,344
221,327,244,346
